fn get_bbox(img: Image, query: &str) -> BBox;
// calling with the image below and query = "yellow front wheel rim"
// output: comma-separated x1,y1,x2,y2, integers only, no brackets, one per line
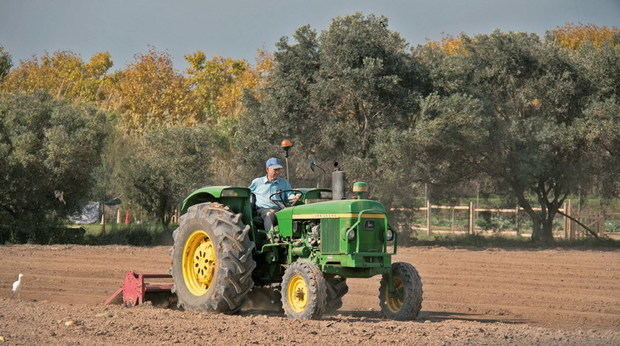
182,230,217,296
287,275,309,312
386,275,405,313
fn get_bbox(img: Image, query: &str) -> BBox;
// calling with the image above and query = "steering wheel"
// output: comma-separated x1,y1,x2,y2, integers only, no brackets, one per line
269,190,304,209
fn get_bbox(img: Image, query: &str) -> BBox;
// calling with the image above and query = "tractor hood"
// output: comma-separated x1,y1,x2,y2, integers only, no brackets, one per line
275,199,386,237
281,199,386,220
295,199,385,215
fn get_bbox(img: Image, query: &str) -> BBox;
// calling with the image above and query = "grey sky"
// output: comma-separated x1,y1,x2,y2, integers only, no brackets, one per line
1,0,618,71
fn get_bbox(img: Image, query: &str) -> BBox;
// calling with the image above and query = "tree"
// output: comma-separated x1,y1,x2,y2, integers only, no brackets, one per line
110,126,214,227
547,23,619,50
0,91,108,243
183,51,275,185
410,30,618,242
372,92,485,205
185,52,248,120
107,48,201,133
1,50,113,103
572,43,620,201
237,14,428,197
214,50,274,119
0,46,11,81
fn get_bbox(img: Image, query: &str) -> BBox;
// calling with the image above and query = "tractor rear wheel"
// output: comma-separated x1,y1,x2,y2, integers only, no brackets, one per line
172,202,256,313
379,262,423,321
281,261,327,319
324,275,348,314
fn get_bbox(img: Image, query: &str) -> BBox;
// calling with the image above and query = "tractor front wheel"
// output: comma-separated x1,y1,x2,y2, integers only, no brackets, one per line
281,261,327,319
379,262,423,321
172,202,256,313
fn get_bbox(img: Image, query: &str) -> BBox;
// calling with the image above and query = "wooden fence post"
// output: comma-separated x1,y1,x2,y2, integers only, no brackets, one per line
567,199,574,240
426,200,432,236
100,204,106,233
515,206,520,237
468,201,474,235
116,208,121,224
450,207,455,232
563,201,568,239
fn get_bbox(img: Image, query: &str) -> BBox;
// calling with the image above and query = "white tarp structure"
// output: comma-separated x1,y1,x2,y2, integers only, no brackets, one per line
68,201,100,224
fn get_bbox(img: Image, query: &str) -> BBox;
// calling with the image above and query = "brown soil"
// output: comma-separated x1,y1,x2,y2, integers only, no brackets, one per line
0,245,618,344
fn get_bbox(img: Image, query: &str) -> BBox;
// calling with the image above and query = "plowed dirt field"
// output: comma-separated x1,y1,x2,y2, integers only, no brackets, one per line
0,245,618,345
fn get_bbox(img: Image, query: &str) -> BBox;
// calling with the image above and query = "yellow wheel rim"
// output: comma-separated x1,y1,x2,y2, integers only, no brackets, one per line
386,275,405,313
287,274,308,312
182,230,217,296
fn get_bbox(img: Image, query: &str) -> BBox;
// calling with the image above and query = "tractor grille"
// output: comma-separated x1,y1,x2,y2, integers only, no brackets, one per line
320,219,340,254
358,217,384,252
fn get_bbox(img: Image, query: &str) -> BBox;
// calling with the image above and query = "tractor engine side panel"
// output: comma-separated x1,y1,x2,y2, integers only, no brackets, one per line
319,218,340,254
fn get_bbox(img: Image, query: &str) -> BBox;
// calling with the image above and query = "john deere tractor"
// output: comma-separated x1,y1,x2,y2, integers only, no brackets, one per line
171,170,423,320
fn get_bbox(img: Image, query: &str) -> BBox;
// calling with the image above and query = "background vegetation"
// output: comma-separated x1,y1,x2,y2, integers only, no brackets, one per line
0,17,617,244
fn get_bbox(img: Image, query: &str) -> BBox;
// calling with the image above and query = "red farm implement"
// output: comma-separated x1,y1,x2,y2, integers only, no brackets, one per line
104,271,175,307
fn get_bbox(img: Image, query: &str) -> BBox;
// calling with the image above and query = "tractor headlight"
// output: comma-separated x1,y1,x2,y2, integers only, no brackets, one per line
347,229,356,240
386,229,394,241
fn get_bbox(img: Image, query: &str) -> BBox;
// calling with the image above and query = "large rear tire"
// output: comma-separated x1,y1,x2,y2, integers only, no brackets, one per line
172,202,256,313
379,262,423,321
281,261,327,319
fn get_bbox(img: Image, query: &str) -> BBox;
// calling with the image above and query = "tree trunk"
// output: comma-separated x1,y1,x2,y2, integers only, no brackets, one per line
510,183,556,243
531,215,554,243
156,191,172,229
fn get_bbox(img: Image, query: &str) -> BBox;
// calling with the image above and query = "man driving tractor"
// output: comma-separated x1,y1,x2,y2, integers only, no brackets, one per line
249,157,298,230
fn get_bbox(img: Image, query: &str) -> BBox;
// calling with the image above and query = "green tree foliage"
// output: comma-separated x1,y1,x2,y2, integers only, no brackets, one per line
0,46,11,80
0,92,108,243
372,92,485,201
238,18,617,242
407,30,618,242
238,14,428,202
108,126,214,227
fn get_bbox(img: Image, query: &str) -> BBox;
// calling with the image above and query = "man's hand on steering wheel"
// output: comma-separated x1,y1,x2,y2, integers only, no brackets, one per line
269,190,303,209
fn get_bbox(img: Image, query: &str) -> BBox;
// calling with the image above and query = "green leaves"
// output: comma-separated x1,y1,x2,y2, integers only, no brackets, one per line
0,91,108,242
0,46,11,80
106,126,214,226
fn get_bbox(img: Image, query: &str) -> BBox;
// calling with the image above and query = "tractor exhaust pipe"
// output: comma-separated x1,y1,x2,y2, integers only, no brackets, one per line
332,169,345,200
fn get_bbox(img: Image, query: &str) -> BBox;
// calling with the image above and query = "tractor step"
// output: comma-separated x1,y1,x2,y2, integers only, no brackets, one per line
104,271,175,307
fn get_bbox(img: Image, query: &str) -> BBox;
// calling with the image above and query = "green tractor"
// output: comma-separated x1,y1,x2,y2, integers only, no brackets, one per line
170,169,423,320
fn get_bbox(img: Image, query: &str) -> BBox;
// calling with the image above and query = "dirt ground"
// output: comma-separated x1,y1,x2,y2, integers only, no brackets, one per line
0,245,618,345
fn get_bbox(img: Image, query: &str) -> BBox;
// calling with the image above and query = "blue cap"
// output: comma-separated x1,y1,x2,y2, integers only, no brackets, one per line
266,157,283,169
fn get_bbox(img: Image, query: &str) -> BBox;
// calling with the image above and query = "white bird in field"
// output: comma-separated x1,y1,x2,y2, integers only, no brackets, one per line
12,273,23,298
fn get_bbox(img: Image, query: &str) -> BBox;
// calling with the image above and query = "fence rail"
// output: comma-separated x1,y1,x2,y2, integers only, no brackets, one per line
390,199,613,239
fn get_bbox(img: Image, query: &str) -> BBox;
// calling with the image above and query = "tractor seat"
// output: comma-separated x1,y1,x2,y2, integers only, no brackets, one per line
250,193,265,229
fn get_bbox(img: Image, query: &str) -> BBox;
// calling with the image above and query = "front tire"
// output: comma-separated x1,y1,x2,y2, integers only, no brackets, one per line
379,262,423,320
281,261,327,319
172,203,256,313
